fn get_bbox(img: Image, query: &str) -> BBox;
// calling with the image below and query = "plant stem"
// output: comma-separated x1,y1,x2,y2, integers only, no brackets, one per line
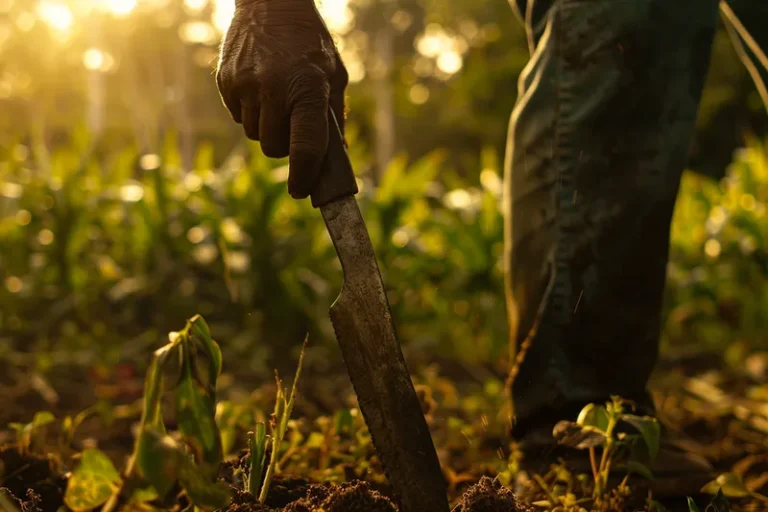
258,437,278,504
589,446,599,483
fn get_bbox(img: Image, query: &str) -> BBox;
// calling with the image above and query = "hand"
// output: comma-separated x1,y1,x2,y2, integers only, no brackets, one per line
216,0,348,199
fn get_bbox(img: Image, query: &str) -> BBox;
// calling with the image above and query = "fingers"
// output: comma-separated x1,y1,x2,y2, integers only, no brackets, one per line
287,79,330,199
240,101,260,140
259,94,290,158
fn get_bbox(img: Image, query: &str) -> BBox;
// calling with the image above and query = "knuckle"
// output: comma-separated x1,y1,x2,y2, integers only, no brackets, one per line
333,63,349,89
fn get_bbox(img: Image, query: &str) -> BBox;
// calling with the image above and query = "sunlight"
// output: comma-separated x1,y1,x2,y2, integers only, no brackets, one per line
212,0,234,33
106,0,137,17
83,48,105,70
317,0,353,35
37,1,73,31
184,0,208,11
83,48,115,72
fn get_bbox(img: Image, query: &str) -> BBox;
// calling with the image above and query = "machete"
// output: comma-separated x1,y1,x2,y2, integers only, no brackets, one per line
309,111,449,512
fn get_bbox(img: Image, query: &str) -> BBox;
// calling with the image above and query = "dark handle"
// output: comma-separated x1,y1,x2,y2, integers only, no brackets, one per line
310,110,359,208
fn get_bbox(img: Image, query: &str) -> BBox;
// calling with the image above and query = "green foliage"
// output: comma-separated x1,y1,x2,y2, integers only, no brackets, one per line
554,397,661,498
666,138,768,354
64,448,121,512
255,338,308,503
128,315,229,509
7,411,55,456
246,422,268,496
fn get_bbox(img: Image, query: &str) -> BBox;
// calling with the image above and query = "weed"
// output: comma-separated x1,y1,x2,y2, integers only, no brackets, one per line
243,336,308,503
553,396,661,498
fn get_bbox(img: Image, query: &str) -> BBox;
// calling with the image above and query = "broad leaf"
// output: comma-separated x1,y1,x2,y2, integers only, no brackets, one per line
190,315,222,389
175,365,223,478
552,421,607,449
64,449,121,511
577,404,610,432
135,428,231,510
135,428,180,500
625,460,654,480
686,497,701,512
177,456,232,510
701,472,749,498
621,414,661,461
30,411,56,429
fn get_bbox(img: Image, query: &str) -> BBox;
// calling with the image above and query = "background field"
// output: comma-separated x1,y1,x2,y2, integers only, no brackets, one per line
1,1,767,511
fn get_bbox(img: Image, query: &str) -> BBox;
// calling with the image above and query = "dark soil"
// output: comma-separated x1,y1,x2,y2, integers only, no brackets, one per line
451,477,532,512
0,446,66,512
222,480,397,512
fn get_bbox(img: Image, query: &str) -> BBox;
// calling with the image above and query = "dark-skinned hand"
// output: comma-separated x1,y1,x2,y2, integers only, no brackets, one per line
216,0,348,199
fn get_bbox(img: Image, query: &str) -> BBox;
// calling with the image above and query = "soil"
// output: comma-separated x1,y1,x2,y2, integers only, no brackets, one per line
451,477,532,512
0,443,533,512
0,446,66,512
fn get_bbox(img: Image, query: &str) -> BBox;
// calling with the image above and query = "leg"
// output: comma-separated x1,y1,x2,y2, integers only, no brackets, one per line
504,0,721,434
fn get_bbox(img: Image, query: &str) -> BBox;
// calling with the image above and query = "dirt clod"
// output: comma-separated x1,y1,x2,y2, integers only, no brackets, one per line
452,477,531,512
223,480,396,512
0,446,65,512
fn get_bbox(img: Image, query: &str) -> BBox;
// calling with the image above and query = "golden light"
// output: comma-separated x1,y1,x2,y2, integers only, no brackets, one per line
409,84,429,105
180,21,217,45
16,12,36,31
83,48,104,70
106,0,137,17
317,0,353,35
437,50,463,75
184,0,208,11
704,238,721,258
37,1,73,31
5,276,23,294
212,0,235,33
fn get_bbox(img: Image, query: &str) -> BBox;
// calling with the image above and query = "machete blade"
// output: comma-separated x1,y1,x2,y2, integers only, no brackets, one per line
310,111,449,512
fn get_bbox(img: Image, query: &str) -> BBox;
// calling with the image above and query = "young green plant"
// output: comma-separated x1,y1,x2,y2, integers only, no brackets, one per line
66,315,231,512
553,396,661,498
245,336,307,503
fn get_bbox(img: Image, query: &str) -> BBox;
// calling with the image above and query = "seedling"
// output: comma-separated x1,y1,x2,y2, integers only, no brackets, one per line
64,315,232,512
7,411,55,456
553,396,661,498
244,336,307,503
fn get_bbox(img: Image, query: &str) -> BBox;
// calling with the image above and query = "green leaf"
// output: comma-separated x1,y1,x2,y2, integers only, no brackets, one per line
134,428,231,510
701,473,749,498
64,449,121,511
625,460,654,480
706,489,732,512
174,377,223,479
621,414,661,461
30,411,56,429
247,424,267,495
128,486,159,505
577,404,610,432
177,457,232,510
647,498,670,512
552,421,607,450
333,409,353,435
135,428,180,500
140,344,176,429
686,497,702,512
190,315,223,389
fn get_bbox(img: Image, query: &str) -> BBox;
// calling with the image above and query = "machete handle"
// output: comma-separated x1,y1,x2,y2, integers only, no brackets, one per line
310,110,359,209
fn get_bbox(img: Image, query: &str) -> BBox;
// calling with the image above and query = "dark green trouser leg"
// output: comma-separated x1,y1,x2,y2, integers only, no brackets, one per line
504,0,722,433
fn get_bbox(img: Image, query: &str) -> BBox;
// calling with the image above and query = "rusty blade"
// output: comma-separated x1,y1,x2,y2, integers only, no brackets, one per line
319,196,449,512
